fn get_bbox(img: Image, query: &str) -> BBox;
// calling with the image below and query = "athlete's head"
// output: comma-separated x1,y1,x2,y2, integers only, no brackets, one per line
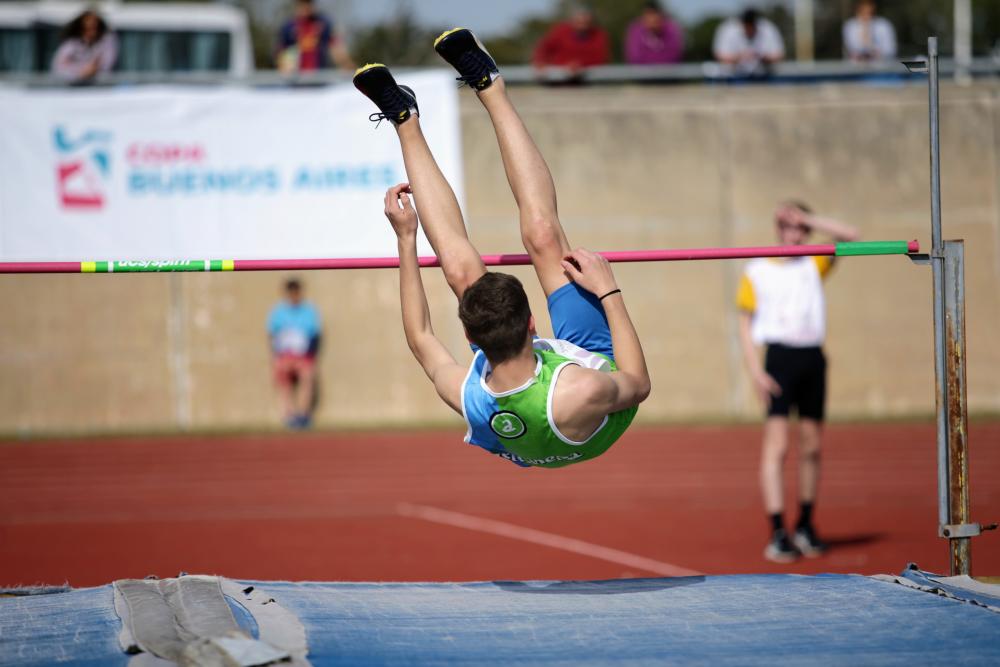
459,272,534,365
774,200,813,245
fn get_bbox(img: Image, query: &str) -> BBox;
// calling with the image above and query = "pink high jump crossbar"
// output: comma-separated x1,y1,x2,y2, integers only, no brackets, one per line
0,241,919,274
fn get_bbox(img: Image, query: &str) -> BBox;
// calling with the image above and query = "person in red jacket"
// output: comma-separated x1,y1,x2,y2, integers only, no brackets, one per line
533,5,610,81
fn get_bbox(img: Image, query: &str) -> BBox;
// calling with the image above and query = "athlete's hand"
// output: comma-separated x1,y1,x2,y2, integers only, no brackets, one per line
752,370,782,409
560,248,618,297
384,183,417,239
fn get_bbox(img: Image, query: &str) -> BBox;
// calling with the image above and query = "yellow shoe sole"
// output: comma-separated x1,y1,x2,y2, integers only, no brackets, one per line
433,28,466,48
353,62,386,78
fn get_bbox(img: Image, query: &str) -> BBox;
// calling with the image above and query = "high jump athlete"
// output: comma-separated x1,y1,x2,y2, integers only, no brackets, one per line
353,28,650,468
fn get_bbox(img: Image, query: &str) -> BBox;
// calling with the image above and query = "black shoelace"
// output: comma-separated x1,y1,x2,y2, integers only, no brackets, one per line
367,87,412,127
368,112,392,128
454,51,492,88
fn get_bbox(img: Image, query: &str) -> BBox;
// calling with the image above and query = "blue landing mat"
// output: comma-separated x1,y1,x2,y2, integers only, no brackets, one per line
2,569,999,666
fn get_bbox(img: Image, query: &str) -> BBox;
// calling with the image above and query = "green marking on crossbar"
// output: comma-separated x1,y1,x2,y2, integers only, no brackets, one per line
77,261,235,273
114,261,201,272
835,241,911,257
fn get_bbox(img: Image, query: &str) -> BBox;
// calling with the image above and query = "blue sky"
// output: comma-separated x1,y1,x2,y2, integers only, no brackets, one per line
333,0,764,36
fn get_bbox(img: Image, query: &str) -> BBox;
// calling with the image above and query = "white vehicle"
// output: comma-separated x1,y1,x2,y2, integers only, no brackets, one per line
0,1,254,76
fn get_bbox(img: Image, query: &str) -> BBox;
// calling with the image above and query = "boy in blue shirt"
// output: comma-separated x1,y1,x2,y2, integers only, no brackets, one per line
267,278,322,429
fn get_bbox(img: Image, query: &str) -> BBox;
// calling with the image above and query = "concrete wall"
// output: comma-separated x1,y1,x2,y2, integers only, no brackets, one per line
2,81,999,434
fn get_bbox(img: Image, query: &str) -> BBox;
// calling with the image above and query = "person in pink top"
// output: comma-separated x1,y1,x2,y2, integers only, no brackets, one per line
624,2,684,65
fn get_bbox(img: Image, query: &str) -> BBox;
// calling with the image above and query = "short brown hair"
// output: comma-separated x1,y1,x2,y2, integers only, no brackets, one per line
785,199,813,214
459,272,532,365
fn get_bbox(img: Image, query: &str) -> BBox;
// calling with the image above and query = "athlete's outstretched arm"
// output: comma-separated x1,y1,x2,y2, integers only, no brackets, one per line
560,248,651,411
383,183,466,414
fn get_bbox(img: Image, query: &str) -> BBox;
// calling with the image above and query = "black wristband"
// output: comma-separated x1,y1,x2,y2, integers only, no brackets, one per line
598,288,622,301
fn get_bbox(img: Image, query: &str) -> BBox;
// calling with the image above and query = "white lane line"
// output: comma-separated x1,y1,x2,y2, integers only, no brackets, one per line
396,502,701,578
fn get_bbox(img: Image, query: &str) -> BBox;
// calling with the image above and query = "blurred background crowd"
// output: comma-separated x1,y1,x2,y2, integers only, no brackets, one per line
2,0,999,83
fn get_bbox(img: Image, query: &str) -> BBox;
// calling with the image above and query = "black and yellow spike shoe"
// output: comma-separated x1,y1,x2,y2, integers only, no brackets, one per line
353,63,419,127
433,28,500,91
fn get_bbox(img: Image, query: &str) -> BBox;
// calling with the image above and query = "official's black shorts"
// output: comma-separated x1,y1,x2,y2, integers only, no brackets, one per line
764,344,827,421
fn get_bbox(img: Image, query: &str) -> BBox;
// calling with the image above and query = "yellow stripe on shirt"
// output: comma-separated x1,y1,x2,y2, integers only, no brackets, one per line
813,255,835,279
736,274,756,312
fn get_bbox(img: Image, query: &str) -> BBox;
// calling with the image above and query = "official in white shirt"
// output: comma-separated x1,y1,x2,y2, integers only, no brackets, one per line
736,202,860,563
713,8,785,76
843,0,897,62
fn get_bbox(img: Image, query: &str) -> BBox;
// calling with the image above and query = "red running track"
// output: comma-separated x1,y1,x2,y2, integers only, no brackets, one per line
1,422,998,587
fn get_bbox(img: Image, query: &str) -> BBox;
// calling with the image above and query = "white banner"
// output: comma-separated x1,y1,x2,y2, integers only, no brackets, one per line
0,71,462,261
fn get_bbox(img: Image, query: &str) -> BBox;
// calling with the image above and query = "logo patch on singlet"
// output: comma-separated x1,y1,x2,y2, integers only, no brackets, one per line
490,411,527,439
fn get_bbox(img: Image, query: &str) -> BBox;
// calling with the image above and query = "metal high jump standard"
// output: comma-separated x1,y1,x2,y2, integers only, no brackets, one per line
905,37,996,576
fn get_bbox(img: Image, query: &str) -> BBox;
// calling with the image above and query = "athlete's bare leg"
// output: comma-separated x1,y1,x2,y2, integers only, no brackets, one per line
476,78,572,297
396,118,485,299
352,63,484,298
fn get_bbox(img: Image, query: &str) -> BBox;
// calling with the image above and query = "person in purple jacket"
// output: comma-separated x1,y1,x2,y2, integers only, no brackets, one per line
624,2,684,65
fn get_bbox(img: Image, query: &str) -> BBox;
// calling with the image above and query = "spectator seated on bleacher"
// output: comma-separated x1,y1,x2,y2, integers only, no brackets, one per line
51,10,118,84
712,7,784,78
624,1,684,66
843,0,897,63
533,3,610,82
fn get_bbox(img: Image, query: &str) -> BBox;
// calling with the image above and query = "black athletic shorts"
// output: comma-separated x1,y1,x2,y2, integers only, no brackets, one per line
764,344,827,421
